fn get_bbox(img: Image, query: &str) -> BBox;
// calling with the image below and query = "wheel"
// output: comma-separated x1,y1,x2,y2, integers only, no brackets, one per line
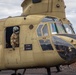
17,73,22,75
11,73,16,75
11,73,22,75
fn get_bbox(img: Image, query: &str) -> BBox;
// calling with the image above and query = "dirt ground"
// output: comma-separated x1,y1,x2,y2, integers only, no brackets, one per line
0,63,76,75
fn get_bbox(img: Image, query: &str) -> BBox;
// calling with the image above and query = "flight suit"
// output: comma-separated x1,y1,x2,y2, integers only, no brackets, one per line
10,33,19,50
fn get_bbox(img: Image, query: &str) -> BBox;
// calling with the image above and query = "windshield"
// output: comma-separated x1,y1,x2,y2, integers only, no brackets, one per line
50,21,66,34
55,21,66,34
42,16,66,34
50,23,57,34
64,24,75,34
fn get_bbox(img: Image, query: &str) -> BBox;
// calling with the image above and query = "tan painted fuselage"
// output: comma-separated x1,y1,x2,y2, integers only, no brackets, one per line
0,0,76,71
0,15,67,70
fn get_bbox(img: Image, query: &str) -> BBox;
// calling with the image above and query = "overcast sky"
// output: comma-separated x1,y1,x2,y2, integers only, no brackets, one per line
0,0,76,32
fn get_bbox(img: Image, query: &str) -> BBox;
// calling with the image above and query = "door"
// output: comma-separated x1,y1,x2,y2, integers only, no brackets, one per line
5,26,20,68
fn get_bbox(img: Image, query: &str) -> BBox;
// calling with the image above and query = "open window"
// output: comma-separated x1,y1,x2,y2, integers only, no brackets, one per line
5,26,20,48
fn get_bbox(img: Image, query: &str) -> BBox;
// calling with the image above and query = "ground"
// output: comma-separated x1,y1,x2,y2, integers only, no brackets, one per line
0,63,76,75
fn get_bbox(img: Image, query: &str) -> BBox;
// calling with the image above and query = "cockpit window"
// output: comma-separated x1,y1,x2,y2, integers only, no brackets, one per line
32,0,41,3
42,18,53,22
54,18,59,22
42,24,48,36
37,24,48,37
50,21,65,34
41,16,59,22
70,24,75,34
39,39,53,51
55,21,66,34
41,16,66,34
52,36,72,50
52,36,72,47
50,23,58,34
37,24,43,36
64,24,75,34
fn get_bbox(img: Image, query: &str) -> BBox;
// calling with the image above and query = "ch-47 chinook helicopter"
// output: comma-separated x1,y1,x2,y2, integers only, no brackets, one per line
24,0,76,55
0,0,76,75
21,0,76,64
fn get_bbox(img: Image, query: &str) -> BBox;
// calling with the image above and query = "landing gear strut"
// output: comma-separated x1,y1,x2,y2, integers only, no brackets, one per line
11,69,26,75
46,68,51,75
56,66,61,72
22,69,26,75
11,70,17,75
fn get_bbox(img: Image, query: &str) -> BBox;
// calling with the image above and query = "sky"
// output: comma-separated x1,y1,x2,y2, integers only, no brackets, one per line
0,0,76,32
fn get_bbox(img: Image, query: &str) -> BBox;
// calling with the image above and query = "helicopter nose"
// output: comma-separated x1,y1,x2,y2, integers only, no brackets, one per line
58,46,76,61
67,47,76,61
52,36,76,62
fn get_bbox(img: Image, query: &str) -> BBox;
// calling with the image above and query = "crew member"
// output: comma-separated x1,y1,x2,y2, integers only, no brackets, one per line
10,26,19,50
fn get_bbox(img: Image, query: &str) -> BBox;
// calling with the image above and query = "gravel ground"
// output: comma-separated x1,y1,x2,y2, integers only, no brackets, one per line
0,63,76,75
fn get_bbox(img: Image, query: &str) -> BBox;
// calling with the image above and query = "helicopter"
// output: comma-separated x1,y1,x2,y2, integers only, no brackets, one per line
22,0,76,55
0,0,76,75
21,0,76,48
21,0,76,64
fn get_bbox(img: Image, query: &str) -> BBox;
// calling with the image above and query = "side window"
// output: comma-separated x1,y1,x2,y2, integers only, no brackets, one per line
37,24,48,37
5,26,20,48
42,24,48,36
70,25,75,34
37,24,43,36
64,24,74,34
39,39,53,51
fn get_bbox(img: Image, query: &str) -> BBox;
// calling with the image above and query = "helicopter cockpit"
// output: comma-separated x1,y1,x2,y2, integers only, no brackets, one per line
37,16,76,62
52,36,76,61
